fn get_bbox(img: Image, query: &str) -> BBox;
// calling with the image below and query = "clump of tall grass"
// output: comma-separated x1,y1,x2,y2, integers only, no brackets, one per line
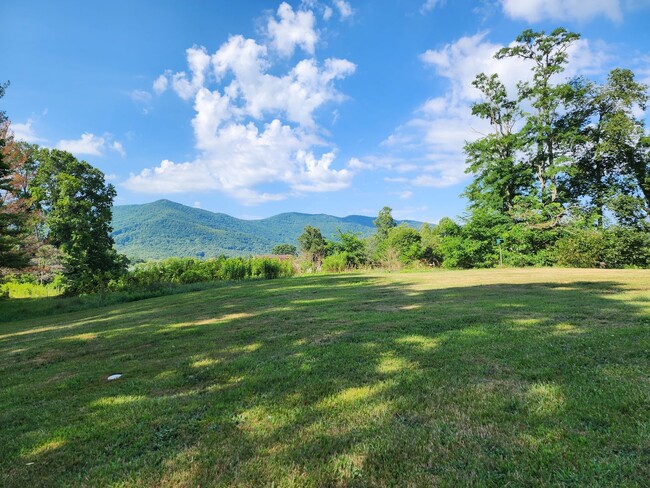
110,256,295,291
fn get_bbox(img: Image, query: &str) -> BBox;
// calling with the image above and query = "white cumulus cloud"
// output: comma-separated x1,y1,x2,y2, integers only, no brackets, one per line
267,2,318,57
57,133,106,156
172,46,212,100
124,2,356,205
56,132,125,157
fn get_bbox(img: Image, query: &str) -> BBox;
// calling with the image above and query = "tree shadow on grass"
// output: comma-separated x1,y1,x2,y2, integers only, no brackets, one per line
1,272,650,486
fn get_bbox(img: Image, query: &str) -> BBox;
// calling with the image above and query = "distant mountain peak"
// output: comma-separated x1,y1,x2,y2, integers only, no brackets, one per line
112,199,425,260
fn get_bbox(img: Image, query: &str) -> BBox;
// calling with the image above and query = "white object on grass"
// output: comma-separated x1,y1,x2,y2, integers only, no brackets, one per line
107,374,123,381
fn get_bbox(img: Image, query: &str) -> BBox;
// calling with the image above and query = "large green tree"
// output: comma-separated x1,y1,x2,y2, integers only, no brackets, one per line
297,225,328,267
460,27,650,269
496,28,580,205
32,149,126,293
566,69,649,227
461,30,583,267
373,206,396,240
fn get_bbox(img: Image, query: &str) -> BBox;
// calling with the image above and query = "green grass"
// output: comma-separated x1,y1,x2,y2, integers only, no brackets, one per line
0,281,221,324
2,268,650,486
0,281,62,299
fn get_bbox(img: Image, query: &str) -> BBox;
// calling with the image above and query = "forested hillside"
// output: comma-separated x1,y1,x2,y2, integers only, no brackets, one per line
111,200,423,260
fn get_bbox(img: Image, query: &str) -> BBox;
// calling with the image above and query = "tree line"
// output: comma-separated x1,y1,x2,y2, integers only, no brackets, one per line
280,206,436,271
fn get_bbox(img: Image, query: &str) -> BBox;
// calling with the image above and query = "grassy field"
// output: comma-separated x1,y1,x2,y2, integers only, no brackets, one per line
2,268,650,486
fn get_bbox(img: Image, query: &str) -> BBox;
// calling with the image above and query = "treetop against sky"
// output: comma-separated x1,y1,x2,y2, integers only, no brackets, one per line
3,0,650,222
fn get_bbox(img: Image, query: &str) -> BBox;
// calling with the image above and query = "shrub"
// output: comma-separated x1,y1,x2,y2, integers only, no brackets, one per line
604,227,650,268
0,280,61,298
419,224,443,266
219,258,251,281
329,231,367,267
379,247,402,271
439,235,483,269
250,257,294,279
322,253,348,272
386,226,423,265
553,229,607,268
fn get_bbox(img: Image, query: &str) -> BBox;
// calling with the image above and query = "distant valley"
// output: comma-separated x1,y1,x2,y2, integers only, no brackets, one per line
111,199,425,260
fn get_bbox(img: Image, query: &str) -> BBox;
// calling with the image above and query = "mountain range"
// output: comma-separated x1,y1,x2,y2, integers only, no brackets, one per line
111,199,425,260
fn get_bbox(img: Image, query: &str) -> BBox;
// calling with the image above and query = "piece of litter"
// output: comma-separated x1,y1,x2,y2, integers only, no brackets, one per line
107,374,123,381
26,462,35,466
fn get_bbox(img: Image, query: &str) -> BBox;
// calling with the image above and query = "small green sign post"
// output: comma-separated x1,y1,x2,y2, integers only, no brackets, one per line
496,238,503,266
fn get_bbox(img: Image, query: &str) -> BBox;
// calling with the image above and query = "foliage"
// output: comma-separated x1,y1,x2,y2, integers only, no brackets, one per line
457,27,650,270
29,244,65,284
565,69,649,227
298,225,328,267
501,223,559,267
496,28,580,206
385,226,422,264
31,149,127,293
0,87,32,272
272,243,297,255
112,255,295,292
418,223,443,266
322,252,349,272
373,206,396,240
464,73,528,213
328,230,367,267
603,226,650,268
552,229,607,268
370,207,430,268
0,273,63,298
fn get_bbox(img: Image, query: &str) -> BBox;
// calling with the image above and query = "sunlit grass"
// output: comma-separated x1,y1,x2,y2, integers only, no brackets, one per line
1,268,650,486
0,281,62,299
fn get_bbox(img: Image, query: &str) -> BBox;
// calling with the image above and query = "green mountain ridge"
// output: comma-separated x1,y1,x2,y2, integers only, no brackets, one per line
111,199,425,260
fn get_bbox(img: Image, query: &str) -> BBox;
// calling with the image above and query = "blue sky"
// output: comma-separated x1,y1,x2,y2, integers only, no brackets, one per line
3,0,650,222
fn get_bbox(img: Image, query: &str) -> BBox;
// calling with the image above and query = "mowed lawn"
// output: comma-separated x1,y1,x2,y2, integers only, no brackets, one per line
2,269,650,486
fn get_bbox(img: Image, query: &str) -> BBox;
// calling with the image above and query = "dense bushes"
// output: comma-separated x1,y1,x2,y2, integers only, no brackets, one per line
386,227,423,264
295,208,650,272
553,230,607,268
322,253,349,272
424,219,650,270
604,227,650,268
